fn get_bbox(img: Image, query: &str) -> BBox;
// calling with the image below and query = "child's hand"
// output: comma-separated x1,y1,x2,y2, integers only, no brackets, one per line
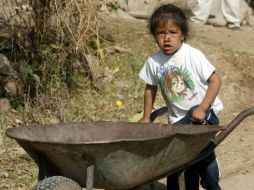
191,106,206,124
138,117,151,123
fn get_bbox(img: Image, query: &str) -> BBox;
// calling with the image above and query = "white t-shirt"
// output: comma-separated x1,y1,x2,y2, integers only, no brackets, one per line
139,43,223,124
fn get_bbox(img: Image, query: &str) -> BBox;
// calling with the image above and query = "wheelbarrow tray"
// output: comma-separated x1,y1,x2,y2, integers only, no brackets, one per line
6,121,222,189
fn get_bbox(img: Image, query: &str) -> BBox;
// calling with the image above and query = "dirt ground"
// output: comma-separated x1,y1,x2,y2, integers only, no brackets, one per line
1,17,254,189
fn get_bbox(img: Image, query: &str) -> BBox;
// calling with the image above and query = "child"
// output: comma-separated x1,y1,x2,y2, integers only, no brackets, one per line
139,4,223,190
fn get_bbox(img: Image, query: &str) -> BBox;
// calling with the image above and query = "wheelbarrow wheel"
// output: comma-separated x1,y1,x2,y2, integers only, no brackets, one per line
33,176,82,190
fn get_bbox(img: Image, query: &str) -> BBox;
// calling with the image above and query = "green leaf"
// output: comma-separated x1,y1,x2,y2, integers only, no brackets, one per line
106,2,120,12
22,65,33,80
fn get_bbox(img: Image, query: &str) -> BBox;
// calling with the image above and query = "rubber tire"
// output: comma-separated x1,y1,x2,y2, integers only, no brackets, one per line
33,176,82,190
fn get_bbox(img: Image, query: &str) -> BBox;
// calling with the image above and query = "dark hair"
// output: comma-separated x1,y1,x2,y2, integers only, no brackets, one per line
149,4,189,40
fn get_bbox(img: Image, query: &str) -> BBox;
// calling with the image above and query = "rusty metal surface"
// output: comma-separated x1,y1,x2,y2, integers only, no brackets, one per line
5,121,222,144
6,121,221,189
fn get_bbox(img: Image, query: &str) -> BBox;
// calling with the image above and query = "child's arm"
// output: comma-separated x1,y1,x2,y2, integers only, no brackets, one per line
192,72,222,123
139,84,158,123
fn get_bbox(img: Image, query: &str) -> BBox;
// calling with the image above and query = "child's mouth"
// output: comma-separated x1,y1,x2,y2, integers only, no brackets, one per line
163,44,173,50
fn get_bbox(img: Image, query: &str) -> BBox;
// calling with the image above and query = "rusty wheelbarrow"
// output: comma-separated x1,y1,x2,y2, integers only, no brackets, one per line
5,107,254,190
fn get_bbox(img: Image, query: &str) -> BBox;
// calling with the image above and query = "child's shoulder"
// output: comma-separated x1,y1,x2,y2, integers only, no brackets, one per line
183,43,206,58
183,43,203,54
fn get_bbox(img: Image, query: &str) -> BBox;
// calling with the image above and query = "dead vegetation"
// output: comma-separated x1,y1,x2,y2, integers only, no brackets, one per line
0,0,126,123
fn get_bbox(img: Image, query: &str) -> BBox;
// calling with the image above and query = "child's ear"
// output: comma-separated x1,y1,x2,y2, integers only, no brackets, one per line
181,35,185,41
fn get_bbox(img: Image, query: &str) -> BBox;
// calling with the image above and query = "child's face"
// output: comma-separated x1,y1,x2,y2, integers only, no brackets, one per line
155,21,185,55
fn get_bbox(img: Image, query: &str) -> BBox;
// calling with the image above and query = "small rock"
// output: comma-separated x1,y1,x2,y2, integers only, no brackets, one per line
0,54,11,75
48,117,60,124
15,119,23,124
0,98,11,113
0,171,9,178
4,81,17,96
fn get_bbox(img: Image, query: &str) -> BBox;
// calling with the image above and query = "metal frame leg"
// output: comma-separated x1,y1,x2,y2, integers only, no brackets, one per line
86,156,94,190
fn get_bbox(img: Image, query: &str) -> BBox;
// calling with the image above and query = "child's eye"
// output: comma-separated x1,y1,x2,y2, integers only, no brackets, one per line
156,30,178,36
168,30,178,35
156,31,166,35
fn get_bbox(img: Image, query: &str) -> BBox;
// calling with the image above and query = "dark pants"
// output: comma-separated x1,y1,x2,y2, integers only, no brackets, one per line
167,107,221,190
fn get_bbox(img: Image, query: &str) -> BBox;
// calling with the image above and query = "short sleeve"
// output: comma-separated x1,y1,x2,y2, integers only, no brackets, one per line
191,49,216,82
139,58,158,85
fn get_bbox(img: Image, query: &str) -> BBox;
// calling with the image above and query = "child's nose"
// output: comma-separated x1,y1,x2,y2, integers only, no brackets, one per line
164,33,171,41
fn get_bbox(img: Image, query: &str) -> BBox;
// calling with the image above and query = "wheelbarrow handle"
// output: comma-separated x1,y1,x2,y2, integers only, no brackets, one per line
150,106,168,122
213,107,254,146
189,107,254,166
150,107,254,146
150,106,254,164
